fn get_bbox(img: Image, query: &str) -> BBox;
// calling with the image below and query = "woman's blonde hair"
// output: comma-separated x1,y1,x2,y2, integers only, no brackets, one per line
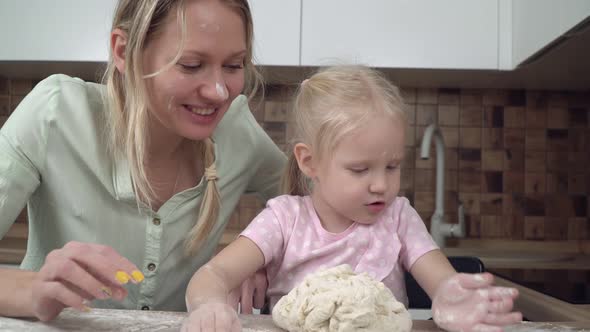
282,65,407,196
102,0,262,255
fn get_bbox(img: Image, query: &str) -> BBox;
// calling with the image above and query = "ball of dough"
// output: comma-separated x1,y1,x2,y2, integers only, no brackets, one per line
272,265,412,332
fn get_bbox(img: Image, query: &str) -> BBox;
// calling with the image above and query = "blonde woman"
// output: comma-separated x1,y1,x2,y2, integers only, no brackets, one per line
0,0,285,321
183,66,522,332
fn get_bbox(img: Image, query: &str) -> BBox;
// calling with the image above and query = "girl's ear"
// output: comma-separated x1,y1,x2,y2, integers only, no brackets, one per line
111,28,128,74
293,143,316,178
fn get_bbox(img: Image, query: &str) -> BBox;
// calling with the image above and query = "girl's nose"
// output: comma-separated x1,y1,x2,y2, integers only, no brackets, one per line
369,173,387,194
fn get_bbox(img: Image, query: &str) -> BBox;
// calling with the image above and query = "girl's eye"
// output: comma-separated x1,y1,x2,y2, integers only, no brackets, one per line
349,168,368,174
386,165,399,171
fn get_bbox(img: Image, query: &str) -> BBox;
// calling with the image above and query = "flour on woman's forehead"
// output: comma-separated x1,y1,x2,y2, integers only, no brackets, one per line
198,22,221,32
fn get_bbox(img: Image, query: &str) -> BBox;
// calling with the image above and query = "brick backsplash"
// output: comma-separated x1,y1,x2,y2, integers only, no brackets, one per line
239,84,590,243
2,76,589,242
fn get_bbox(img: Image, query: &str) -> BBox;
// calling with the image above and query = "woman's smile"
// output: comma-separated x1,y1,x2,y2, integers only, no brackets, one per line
181,104,219,125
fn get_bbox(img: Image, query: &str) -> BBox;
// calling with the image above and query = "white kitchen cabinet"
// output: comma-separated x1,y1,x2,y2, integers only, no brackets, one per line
249,0,301,66
0,0,301,66
511,0,590,67
301,0,499,70
0,0,117,62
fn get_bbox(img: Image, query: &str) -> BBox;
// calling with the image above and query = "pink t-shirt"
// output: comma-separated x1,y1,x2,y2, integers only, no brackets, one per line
240,195,438,308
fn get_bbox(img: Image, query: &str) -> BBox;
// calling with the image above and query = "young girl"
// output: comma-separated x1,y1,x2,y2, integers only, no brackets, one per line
183,66,522,332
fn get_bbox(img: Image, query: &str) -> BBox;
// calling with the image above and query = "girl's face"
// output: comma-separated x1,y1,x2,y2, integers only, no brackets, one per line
311,113,406,232
143,0,247,142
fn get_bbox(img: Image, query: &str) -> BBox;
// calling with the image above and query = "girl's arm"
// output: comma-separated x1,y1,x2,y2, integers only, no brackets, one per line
185,236,265,312
408,249,456,298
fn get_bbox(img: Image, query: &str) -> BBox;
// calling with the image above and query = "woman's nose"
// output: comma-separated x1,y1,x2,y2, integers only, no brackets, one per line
199,70,229,102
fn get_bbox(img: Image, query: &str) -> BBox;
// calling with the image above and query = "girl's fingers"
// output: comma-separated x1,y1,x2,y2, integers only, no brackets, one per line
483,312,523,326
487,286,519,301
488,297,514,314
437,276,471,303
457,272,494,289
227,288,241,311
239,279,254,314
252,270,268,309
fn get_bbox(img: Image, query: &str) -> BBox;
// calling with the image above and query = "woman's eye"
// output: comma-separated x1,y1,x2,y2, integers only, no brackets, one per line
224,64,244,71
178,63,201,71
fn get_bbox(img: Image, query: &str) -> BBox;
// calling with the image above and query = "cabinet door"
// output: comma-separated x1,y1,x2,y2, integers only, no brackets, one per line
0,0,116,61
301,0,499,69
512,0,590,67
249,0,301,66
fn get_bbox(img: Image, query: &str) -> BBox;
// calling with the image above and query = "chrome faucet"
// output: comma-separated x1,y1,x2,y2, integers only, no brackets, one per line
420,124,465,247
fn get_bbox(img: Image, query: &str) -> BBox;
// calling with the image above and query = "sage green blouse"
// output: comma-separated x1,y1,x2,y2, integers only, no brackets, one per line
0,74,286,311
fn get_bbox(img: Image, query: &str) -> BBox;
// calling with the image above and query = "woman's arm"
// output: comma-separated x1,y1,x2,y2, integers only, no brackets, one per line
185,236,265,311
0,242,141,320
0,269,36,317
243,108,287,201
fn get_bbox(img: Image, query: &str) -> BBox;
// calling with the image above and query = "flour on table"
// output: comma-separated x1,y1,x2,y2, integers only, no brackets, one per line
272,264,412,332
504,322,590,331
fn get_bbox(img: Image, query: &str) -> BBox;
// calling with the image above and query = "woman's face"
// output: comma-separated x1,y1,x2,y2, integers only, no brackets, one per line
143,0,247,142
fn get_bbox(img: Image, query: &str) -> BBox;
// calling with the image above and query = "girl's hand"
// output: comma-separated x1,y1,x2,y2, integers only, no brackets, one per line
432,272,522,332
181,301,241,332
228,268,267,314
29,241,142,321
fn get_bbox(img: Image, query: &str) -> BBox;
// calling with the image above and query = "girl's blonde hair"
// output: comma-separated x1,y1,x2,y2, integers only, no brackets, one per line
102,0,262,255
282,65,407,196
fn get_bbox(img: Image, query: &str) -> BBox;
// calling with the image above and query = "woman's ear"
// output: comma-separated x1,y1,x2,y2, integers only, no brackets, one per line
293,143,316,178
111,28,128,74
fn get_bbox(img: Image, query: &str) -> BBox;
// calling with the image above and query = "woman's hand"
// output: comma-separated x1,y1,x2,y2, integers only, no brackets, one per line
432,272,522,332
29,241,143,321
181,301,241,332
228,268,267,314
